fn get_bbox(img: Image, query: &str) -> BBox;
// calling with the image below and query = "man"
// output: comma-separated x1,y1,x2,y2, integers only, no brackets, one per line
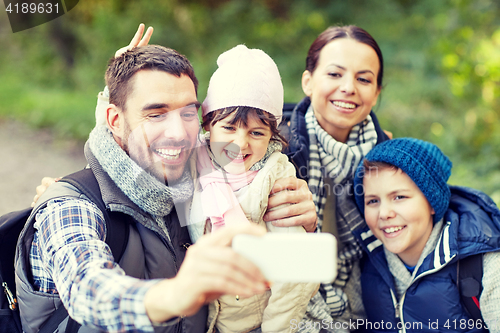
19,41,316,332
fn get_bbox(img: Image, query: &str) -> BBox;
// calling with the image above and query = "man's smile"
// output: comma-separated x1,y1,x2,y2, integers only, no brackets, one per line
154,148,182,160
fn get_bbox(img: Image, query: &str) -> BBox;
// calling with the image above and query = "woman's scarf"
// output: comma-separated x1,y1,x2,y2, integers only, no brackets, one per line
305,105,377,317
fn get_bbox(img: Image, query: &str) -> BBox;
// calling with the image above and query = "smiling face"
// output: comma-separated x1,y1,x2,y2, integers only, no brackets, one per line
207,110,272,174
302,38,381,143
110,70,200,183
363,167,435,266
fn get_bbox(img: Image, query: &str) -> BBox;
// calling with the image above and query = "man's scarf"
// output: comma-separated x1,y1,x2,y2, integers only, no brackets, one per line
87,125,194,238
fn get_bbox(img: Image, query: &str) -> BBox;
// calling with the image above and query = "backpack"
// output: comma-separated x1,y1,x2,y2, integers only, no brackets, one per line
459,253,488,332
0,168,128,333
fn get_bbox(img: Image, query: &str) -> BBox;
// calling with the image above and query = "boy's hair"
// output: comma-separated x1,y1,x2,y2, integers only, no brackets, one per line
105,45,198,111
362,160,397,173
202,106,288,147
354,138,452,223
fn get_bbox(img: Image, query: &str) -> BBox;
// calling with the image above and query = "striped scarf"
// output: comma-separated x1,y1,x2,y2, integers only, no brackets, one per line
305,106,377,317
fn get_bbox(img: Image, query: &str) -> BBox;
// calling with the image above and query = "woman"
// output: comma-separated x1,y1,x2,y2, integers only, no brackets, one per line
282,25,390,329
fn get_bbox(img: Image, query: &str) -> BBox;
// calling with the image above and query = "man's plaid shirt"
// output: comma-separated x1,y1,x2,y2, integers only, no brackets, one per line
30,197,159,332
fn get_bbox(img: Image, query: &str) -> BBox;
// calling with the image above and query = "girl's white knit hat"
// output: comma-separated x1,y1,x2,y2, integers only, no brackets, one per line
201,44,284,124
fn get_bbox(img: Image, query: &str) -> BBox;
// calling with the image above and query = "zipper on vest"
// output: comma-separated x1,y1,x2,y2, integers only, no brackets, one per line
398,293,408,333
2,282,17,310
161,214,182,268
390,289,407,333
156,230,178,267
154,230,187,332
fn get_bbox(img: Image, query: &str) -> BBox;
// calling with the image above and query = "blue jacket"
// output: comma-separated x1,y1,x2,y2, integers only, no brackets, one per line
353,186,500,332
281,97,390,182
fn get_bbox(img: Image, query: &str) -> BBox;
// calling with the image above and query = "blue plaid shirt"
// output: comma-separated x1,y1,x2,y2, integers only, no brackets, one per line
30,197,159,332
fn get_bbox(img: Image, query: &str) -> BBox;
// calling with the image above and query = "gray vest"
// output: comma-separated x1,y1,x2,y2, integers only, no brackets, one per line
15,180,207,333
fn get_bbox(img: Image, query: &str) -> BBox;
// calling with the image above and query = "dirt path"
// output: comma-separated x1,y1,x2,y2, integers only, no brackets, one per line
0,119,87,215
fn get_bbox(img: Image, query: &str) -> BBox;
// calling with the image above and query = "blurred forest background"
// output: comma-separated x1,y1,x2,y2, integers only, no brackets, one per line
1,0,499,203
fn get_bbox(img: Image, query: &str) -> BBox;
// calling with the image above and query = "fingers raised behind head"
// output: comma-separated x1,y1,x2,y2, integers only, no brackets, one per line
130,23,146,46
137,26,153,47
115,23,154,58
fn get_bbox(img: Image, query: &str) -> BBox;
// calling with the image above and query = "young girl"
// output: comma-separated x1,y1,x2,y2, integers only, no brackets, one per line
187,45,318,333
352,138,500,331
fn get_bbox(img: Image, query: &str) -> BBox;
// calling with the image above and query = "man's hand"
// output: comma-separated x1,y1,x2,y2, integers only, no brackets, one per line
143,224,269,323
114,23,154,58
31,177,60,207
263,177,317,232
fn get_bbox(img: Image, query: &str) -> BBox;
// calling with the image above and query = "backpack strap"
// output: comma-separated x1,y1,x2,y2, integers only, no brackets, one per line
37,168,129,333
37,305,71,333
458,253,488,331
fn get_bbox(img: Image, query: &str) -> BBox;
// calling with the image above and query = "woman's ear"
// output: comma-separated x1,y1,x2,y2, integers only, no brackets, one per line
106,104,125,147
371,86,381,108
301,70,313,97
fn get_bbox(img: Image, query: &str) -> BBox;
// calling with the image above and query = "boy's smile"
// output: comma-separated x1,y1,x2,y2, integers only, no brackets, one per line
363,168,435,266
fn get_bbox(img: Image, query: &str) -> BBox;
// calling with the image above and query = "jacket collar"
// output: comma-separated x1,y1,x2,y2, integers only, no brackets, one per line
285,97,311,181
284,96,390,182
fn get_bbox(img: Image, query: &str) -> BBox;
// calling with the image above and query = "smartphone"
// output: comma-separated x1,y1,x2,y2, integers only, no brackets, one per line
232,233,337,283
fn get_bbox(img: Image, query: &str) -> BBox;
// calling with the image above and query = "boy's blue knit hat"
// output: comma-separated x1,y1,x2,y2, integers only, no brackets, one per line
353,138,452,223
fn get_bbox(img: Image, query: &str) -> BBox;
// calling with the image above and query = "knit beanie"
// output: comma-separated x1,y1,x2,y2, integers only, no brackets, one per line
353,138,452,223
201,44,284,124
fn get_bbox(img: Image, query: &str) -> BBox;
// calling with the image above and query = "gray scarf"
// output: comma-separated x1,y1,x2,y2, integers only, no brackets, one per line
386,220,445,301
87,125,194,233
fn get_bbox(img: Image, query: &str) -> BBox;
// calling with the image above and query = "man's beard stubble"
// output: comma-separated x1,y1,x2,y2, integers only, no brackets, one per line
122,121,193,186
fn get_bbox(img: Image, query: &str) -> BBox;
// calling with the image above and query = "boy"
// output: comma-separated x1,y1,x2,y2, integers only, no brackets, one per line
352,138,500,332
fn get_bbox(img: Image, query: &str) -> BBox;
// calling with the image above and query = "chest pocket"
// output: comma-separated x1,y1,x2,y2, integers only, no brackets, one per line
118,221,182,280
404,265,474,330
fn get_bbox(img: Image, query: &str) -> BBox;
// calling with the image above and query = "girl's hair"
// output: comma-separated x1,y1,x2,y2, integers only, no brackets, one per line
305,25,384,88
202,106,288,147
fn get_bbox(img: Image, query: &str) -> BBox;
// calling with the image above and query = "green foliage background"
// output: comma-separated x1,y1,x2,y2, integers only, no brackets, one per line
1,0,499,203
